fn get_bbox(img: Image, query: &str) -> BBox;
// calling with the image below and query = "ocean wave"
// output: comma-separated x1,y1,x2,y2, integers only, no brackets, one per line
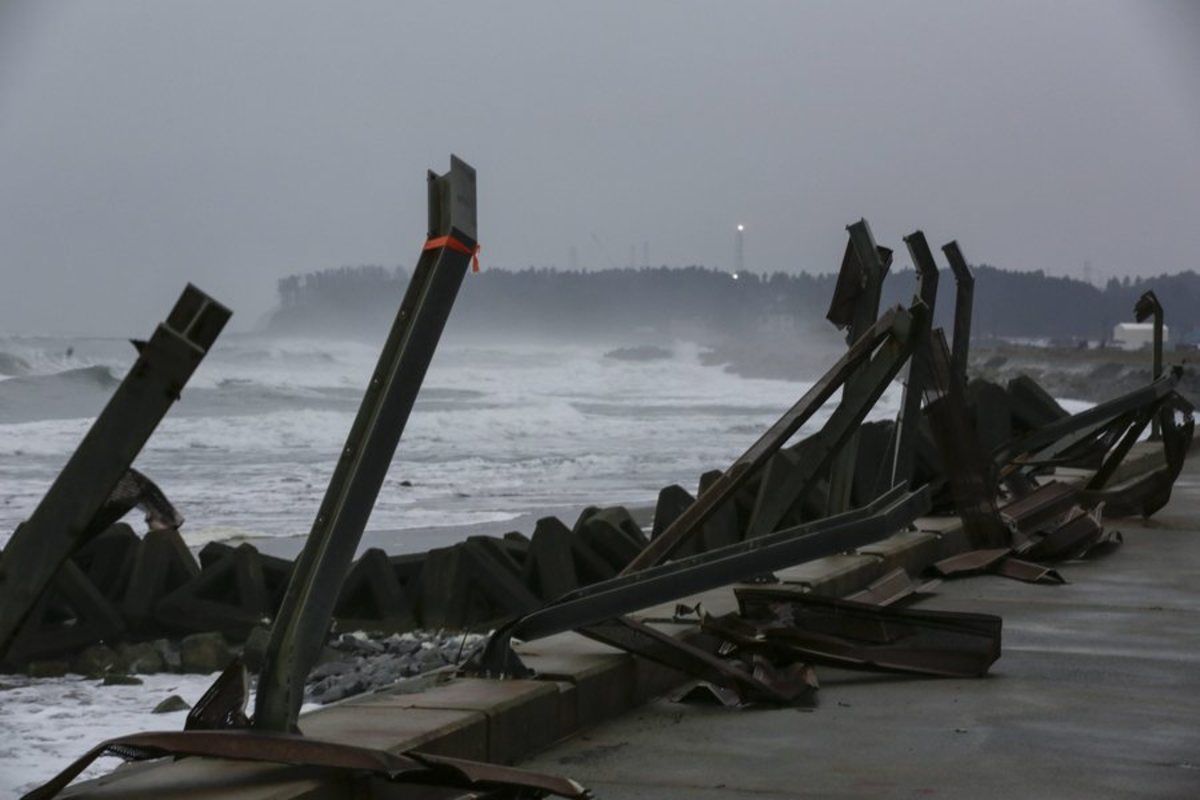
0,351,33,377
0,366,121,424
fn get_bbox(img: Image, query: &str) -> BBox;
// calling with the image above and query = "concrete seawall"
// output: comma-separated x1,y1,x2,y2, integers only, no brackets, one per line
60,442,1191,798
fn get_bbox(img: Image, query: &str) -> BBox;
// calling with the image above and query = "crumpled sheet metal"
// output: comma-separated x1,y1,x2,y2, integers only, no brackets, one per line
671,657,820,709
706,587,1002,679
999,481,1079,538
1081,393,1194,517
1017,506,1107,562
580,616,816,707
22,730,589,800
931,548,1065,585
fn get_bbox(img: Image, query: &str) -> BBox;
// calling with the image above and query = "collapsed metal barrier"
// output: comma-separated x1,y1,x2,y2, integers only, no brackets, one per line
13,211,1197,798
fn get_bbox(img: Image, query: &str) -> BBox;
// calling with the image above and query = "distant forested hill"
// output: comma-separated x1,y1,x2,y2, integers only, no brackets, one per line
267,263,1200,344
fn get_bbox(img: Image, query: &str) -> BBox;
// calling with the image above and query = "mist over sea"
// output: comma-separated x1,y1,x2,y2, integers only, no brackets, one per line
0,331,906,553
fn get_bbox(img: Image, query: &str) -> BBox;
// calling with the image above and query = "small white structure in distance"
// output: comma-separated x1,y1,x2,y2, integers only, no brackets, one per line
1112,322,1168,350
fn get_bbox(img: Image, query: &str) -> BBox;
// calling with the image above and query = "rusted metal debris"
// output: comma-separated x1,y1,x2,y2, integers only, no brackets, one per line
999,481,1079,539
922,330,1010,548
22,731,589,800
581,616,818,706
185,658,251,731
11,212,1198,799
703,586,1002,679
471,484,932,678
931,548,1064,585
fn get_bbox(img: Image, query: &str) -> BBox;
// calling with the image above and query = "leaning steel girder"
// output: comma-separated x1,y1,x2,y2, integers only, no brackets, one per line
474,484,930,676
741,303,926,539
0,285,230,659
625,301,922,572
1134,290,1165,440
994,370,1181,474
474,301,928,676
941,240,974,391
826,219,892,515
254,156,478,732
890,230,940,489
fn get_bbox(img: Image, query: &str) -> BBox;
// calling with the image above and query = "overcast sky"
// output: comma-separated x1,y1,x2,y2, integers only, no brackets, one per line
1,1,1197,335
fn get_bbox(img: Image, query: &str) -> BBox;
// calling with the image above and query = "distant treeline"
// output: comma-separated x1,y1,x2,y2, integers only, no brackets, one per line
268,263,1200,343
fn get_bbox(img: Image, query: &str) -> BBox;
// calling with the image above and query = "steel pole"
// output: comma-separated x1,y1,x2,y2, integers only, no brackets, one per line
891,231,940,488
942,241,974,391
253,156,478,732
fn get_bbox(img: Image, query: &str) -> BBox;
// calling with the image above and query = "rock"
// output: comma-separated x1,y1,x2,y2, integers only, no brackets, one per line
310,660,355,681
102,674,143,686
71,644,124,678
27,660,69,678
118,642,164,675
152,694,191,713
153,638,182,672
382,636,421,657
180,632,233,674
241,625,271,673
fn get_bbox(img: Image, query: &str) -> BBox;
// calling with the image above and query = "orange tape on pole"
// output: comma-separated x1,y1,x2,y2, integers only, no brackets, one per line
424,235,481,272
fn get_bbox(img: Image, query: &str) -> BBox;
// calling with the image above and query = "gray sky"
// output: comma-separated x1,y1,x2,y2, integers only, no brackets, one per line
1,0,1197,335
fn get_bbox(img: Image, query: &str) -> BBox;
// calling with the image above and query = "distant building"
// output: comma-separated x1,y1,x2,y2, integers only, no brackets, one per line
1112,322,1168,350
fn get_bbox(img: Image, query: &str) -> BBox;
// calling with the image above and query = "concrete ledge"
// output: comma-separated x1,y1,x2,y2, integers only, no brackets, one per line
514,632,635,731
62,441,1188,798
775,553,884,596
356,677,562,764
301,704,488,760
857,530,942,575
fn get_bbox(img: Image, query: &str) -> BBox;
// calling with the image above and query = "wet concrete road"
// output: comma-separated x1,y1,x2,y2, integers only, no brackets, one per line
523,463,1200,799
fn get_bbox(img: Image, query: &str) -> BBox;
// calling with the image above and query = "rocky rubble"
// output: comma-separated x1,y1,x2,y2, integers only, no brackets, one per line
305,630,486,704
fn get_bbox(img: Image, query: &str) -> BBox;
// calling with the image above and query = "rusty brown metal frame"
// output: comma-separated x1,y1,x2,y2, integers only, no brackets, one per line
710,586,1003,678
22,730,587,800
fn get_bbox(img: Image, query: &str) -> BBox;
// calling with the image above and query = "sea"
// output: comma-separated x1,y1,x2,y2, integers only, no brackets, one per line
0,332,906,553
0,328,920,793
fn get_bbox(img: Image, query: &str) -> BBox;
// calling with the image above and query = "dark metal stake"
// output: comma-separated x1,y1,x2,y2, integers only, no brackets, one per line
0,286,229,660
1134,290,1164,440
891,230,940,488
942,241,974,391
826,219,891,515
253,156,477,732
